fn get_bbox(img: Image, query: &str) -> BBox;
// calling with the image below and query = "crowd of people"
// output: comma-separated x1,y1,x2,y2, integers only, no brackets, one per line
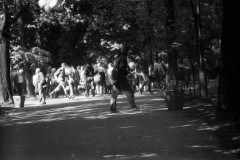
12,47,172,111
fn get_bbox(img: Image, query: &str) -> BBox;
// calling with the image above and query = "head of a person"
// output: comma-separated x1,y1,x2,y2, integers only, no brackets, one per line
18,69,24,74
120,45,129,56
35,68,41,74
140,52,145,58
61,62,67,68
51,68,56,73
86,60,92,66
108,63,113,68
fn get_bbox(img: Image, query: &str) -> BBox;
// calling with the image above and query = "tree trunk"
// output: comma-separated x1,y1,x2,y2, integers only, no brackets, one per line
217,0,240,121
16,0,35,97
189,0,208,97
0,5,14,106
165,0,177,83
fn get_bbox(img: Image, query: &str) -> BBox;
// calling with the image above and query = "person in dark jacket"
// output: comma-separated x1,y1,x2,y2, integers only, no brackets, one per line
84,61,95,97
110,45,138,112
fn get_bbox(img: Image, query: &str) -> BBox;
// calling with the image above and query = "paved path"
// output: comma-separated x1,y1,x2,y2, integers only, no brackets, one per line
0,94,238,160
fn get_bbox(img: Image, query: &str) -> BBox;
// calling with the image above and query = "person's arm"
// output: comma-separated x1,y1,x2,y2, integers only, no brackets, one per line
39,72,45,84
54,68,61,80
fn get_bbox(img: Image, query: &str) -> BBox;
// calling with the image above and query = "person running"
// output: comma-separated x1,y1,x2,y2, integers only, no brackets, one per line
110,45,138,112
49,62,69,98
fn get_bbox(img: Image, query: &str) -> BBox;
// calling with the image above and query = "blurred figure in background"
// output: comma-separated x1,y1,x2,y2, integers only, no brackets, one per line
13,68,25,96
35,68,47,104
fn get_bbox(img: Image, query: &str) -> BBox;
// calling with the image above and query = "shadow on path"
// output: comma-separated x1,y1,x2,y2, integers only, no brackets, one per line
0,94,238,160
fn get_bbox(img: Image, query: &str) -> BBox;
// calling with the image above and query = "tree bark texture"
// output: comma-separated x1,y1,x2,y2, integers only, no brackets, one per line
16,0,35,97
0,4,14,105
218,0,240,121
165,0,177,83
189,0,208,97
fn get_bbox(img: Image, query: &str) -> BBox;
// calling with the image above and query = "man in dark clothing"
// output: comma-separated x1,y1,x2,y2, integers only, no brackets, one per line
84,62,95,97
110,45,138,112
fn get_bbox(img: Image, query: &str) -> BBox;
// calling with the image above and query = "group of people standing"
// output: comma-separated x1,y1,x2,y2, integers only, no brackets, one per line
13,45,168,112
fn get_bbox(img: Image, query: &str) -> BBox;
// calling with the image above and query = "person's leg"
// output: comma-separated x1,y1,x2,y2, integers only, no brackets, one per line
160,75,166,89
96,83,100,95
38,84,44,103
140,80,146,94
99,84,103,95
68,80,74,98
125,90,138,109
49,83,62,95
120,79,138,109
147,78,153,94
85,78,90,96
110,85,119,112
42,86,46,104
90,79,95,96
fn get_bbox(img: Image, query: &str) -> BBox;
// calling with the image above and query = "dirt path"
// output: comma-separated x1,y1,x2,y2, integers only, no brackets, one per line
0,93,238,160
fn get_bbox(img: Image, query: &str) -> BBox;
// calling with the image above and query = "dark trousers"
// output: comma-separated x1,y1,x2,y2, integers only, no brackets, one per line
85,77,95,96
16,83,24,96
110,78,137,111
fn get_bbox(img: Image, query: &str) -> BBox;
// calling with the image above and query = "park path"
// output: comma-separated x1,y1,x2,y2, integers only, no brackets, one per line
0,93,238,160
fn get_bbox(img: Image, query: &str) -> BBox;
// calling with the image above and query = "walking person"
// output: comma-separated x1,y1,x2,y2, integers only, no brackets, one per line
110,45,138,112
153,60,166,91
106,63,113,94
84,61,95,97
137,53,152,94
94,60,105,96
35,68,47,104
14,69,25,96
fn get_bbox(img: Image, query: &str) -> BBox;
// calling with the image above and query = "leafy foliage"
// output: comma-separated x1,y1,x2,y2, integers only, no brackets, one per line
11,46,51,72
6,0,222,71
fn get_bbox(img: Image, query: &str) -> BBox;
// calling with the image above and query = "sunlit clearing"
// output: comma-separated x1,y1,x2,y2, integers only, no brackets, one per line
84,115,109,120
190,145,217,148
230,148,240,154
232,136,240,141
170,124,195,129
103,153,159,159
140,153,158,158
118,126,136,129
103,154,126,158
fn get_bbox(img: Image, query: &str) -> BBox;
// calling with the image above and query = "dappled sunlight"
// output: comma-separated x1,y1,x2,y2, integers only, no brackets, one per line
0,95,166,126
0,93,238,160
103,153,159,159
118,126,136,129
170,124,196,129
189,145,217,149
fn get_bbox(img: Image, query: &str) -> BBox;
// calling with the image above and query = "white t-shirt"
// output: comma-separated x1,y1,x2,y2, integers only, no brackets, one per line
18,74,24,83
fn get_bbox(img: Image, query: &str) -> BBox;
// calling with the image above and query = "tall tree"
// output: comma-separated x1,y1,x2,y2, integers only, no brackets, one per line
0,1,29,105
16,0,35,97
0,3,13,105
165,0,178,84
189,0,208,97
218,0,240,121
